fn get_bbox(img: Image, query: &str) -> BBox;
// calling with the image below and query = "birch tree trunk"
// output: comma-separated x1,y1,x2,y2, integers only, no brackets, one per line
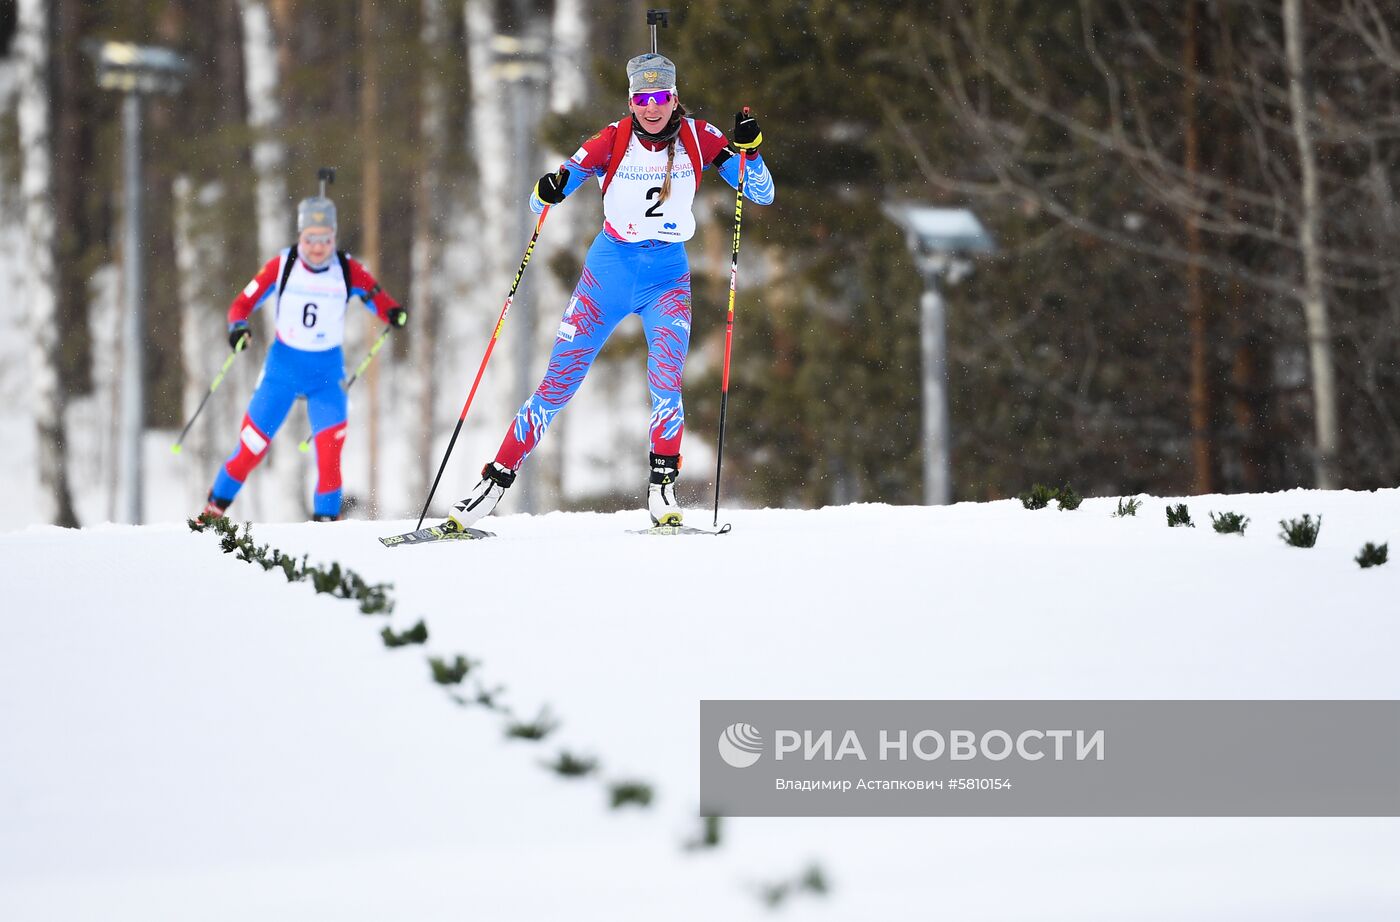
466,0,511,288
407,0,449,503
240,1,290,267
16,0,78,527
173,178,236,500
1282,0,1340,489
455,0,519,510
239,0,304,519
539,0,591,502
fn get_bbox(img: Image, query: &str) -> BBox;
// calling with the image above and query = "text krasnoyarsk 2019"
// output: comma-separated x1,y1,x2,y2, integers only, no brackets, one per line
701,701,1400,817
768,728,1104,763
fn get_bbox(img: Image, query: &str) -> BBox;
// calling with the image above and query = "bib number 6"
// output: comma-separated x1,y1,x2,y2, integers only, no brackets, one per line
302,303,318,328
644,186,664,218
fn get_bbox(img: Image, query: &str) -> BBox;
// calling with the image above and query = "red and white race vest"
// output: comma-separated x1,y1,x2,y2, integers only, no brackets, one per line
601,123,699,243
274,253,351,352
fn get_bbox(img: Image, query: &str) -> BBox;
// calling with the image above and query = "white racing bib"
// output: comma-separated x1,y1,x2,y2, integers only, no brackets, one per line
602,122,699,243
274,253,351,351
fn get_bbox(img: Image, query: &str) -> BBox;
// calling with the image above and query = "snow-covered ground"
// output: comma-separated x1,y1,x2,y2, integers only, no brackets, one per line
4,491,1400,920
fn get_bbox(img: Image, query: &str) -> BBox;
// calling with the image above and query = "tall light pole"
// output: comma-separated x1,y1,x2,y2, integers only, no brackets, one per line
883,205,994,506
94,43,188,524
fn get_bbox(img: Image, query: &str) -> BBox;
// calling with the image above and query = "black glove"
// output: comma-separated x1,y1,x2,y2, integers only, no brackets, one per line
535,168,570,205
229,321,251,353
387,307,408,329
733,109,762,152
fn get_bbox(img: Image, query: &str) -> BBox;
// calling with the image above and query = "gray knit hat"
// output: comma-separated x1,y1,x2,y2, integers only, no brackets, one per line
626,53,676,94
297,196,337,233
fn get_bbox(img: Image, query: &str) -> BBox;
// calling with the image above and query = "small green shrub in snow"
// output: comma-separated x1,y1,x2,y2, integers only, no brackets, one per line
1166,504,1194,528
381,621,428,648
428,654,473,685
1355,542,1388,568
1020,484,1056,510
547,751,598,779
683,815,722,850
505,709,558,741
1279,514,1322,548
608,780,654,809
1210,511,1249,535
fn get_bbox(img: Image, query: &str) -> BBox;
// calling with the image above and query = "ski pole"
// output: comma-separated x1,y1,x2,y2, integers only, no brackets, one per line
414,205,551,529
712,134,750,527
171,350,240,454
298,324,394,453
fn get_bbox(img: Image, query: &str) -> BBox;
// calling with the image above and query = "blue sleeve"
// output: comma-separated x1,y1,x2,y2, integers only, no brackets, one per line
716,153,775,206
529,162,593,214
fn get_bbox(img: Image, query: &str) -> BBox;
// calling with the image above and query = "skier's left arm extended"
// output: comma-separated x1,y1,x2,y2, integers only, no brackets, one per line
698,111,775,206
347,257,407,327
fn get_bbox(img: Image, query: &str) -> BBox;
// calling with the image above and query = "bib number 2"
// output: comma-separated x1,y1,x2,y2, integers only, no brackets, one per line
644,186,664,218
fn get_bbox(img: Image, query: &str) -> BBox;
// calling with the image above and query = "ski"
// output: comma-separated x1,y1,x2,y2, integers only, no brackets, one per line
628,523,732,536
379,523,495,547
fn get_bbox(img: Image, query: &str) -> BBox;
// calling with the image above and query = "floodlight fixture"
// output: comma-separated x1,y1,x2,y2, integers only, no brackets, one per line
93,41,189,95
91,41,188,524
884,204,997,506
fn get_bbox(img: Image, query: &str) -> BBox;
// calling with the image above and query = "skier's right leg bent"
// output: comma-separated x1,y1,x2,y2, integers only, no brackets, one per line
444,236,627,530
206,374,297,516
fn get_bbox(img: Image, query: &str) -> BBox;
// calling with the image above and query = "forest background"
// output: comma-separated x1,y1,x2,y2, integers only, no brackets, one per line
4,0,1399,527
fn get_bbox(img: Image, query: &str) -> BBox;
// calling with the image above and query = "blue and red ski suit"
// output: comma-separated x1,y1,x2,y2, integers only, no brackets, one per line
493,114,774,472
210,248,400,517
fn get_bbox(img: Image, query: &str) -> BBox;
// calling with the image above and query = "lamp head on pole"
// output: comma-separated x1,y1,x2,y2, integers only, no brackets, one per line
91,41,189,95
883,204,995,281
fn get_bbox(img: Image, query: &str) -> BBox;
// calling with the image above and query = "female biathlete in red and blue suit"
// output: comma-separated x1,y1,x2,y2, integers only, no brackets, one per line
444,51,774,531
203,196,406,521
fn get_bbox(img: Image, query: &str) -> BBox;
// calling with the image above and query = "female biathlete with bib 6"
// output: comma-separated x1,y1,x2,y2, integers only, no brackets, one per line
442,51,774,532
203,195,406,521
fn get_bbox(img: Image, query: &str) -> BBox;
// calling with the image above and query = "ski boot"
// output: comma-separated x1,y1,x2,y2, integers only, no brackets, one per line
446,462,515,532
648,452,683,527
312,513,338,523
202,493,231,520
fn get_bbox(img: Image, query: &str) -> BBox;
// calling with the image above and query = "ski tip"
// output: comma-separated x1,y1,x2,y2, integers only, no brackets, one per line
298,441,311,453
170,444,182,455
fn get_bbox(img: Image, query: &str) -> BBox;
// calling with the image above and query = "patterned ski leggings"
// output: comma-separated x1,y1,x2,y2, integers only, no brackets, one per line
494,232,692,470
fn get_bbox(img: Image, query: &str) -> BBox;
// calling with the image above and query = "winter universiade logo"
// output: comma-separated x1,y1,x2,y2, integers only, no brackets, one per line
718,722,764,768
